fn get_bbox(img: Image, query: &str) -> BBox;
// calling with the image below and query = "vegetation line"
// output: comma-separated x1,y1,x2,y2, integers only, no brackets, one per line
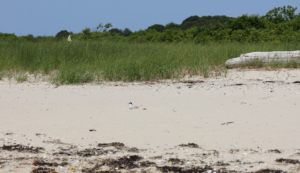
0,41,299,84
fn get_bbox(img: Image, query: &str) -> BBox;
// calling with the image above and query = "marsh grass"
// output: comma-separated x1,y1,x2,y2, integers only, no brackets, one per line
0,40,299,84
268,60,285,69
240,59,264,68
266,60,300,69
284,61,300,68
0,72,3,80
15,72,28,83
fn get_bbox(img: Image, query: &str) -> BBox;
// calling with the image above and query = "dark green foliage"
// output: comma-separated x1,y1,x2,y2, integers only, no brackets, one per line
82,28,91,39
263,5,299,23
165,22,180,30
96,23,113,32
82,28,91,35
35,36,54,42
55,30,71,40
122,28,133,37
0,33,18,41
161,29,184,42
22,34,35,42
181,15,232,30
109,28,123,35
181,16,201,30
147,24,165,32
225,14,266,30
293,16,300,30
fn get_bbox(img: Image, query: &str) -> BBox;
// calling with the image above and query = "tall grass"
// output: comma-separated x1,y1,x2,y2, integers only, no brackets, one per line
0,40,299,83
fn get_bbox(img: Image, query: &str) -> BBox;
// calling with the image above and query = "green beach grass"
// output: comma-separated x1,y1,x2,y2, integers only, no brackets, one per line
0,40,299,84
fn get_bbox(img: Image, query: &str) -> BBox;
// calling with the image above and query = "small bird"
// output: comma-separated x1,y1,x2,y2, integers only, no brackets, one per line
129,102,138,109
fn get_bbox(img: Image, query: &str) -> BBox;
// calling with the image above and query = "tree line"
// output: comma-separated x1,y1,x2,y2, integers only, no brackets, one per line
2,5,300,44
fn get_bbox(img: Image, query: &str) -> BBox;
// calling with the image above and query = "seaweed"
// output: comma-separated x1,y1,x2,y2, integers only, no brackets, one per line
1,144,44,153
178,143,199,148
33,159,68,167
98,142,125,149
275,158,300,164
255,169,286,173
31,167,58,173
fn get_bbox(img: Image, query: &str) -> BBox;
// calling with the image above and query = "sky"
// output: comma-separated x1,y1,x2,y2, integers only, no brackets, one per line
0,0,299,36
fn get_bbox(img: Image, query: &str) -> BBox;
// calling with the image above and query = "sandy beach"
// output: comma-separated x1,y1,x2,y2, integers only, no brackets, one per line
1,69,300,173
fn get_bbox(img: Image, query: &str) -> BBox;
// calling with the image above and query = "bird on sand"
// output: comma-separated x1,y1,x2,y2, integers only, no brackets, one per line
129,102,139,109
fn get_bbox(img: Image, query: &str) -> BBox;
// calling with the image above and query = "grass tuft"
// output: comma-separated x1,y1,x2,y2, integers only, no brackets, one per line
284,61,299,68
52,67,95,84
15,72,28,83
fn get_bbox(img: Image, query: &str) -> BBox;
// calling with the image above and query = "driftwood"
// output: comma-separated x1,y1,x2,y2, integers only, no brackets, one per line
225,51,300,68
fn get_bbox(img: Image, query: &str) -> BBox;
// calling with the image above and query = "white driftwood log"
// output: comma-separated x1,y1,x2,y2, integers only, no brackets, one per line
225,51,300,68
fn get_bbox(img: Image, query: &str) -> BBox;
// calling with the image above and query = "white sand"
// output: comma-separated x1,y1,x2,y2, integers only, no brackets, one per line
1,69,300,172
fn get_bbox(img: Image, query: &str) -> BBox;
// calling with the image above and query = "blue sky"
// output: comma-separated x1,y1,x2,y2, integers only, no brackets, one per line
1,0,299,36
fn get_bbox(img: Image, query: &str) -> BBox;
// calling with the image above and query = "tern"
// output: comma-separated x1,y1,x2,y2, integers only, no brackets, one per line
129,102,139,109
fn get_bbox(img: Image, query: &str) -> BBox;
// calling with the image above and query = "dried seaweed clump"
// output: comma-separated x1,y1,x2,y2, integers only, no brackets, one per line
168,158,185,165
31,167,58,173
275,158,300,164
254,168,286,173
103,155,143,169
77,148,114,157
156,165,219,173
33,159,68,167
178,143,199,148
98,142,125,149
1,144,44,153
268,149,281,153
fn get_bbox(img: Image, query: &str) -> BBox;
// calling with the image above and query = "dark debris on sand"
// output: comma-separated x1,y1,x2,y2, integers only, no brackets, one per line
81,164,102,173
126,147,140,153
77,148,116,157
168,158,185,165
5,132,13,136
254,169,286,173
98,142,141,153
139,160,156,167
31,167,58,173
229,149,240,154
81,163,123,173
213,161,230,166
180,80,204,84
150,156,163,159
53,148,116,157
156,165,235,173
98,142,125,149
1,144,44,153
275,158,300,164
82,167,121,173
0,141,296,173
268,149,282,153
178,143,200,148
82,155,155,172
33,159,68,167
52,142,143,159
103,155,144,169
